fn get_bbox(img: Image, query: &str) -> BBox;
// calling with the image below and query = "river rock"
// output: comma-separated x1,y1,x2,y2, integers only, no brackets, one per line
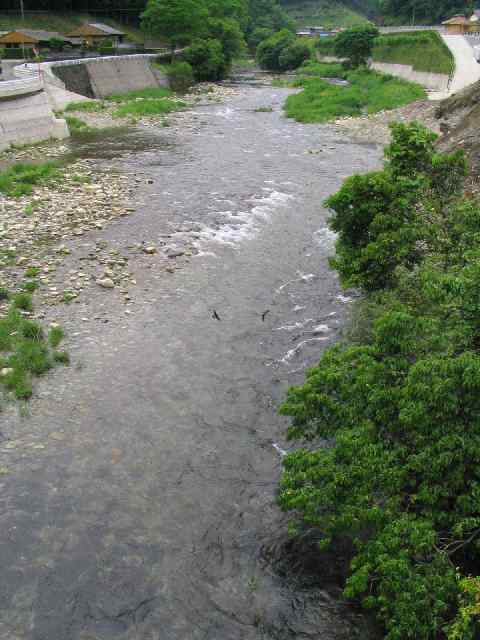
165,246,185,258
96,277,115,289
143,246,157,255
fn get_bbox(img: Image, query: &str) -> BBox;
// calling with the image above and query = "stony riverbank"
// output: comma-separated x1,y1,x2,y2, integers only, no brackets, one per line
332,98,442,144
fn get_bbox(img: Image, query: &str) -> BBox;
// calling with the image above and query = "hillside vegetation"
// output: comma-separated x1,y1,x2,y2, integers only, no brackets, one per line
372,31,454,75
279,0,369,28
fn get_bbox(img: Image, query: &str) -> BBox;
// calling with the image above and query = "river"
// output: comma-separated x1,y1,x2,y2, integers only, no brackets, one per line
0,84,381,639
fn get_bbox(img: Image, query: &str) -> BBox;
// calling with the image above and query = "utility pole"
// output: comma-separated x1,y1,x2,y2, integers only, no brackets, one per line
19,0,26,61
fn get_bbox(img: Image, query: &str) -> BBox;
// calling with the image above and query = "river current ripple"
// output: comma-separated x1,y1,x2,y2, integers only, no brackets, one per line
0,85,381,639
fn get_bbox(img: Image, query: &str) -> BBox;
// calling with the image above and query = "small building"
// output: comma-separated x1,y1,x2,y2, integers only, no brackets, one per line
0,29,71,50
66,23,126,47
442,14,480,34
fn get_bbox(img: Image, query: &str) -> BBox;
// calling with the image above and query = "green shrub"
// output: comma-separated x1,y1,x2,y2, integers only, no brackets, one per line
48,37,64,51
166,62,195,93
185,38,228,81
278,40,312,71
3,47,33,59
256,29,295,71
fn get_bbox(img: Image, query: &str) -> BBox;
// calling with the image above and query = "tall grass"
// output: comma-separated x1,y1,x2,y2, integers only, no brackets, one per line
0,162,61,197
113,97,186,118
372,31,454,75
284,69,426,123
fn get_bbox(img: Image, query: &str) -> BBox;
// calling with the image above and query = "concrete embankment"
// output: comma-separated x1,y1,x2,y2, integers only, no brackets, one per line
370,61,449,91
0,90,68,152
52,56,168,99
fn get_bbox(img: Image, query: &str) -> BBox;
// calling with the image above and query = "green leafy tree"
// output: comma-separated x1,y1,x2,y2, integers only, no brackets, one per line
278,123,480,639
334,24,379,68
326,122,467,291
185,38,228,81
141,0,208,56
256,28,295,70
207,17,246,64
278,40,311,70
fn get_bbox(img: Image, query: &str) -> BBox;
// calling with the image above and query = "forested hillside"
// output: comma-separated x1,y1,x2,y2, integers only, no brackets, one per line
380,0,470,23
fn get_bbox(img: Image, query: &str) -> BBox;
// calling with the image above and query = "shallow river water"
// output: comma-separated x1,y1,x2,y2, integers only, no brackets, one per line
0,86,381,639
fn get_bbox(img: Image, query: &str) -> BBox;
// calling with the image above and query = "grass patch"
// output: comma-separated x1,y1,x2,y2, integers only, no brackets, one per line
48,326,64,348
65,100,106,113
113,98,186,118
254,106,274,112
21,281,39,294
0,162,61,197
107,87,173,103
372,31,454,75
12,292,33,312
0,299,68,400
24,267,40,278
284,68,426,123
297,60,346,78
65,116,94,136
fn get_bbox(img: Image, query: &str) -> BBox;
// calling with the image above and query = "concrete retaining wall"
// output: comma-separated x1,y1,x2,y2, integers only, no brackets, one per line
51,56,169,99
370,61,449,91
0,91,69,152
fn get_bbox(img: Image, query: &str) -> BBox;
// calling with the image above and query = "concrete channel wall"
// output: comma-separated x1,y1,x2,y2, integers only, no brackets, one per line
49,55,169,99
0,90,68,152
370,61,449,91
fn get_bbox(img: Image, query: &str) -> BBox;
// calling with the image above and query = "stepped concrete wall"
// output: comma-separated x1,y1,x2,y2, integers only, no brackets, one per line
0,90,69,152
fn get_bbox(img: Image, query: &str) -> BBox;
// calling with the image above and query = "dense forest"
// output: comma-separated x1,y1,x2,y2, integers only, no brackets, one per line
2,0,473,24
379,0,471,23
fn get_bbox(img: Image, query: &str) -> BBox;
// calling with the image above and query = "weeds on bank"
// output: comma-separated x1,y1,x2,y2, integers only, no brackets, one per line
0,162,61,197
65,100,106,113
65,116,94,136
107,87,173,103
285,67,426,123
113,97,186,118
0,291,68,400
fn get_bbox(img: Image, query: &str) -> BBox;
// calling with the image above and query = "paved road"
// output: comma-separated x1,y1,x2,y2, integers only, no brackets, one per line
442,34,480,94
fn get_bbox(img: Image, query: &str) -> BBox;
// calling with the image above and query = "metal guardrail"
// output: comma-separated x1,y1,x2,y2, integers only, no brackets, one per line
0,64,43,98
378,25,445,33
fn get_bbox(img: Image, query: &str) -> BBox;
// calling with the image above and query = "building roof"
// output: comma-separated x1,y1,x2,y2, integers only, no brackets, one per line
442,15,469,25
0,30,40,44
66,23,125,38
